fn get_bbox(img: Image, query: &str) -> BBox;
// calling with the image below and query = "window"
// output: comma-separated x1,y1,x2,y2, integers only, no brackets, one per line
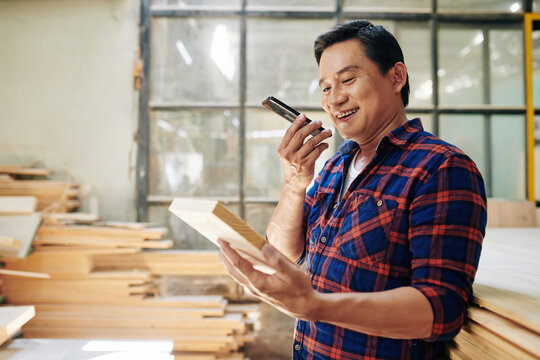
137,0,532,248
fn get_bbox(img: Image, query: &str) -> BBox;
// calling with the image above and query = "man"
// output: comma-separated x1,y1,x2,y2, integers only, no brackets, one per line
219,20,487,359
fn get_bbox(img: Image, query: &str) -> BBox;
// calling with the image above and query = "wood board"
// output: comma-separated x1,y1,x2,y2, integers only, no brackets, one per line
0,213,41,258
0,306,35,338
168,198,273,274
0,196,37,215
473,228,540,333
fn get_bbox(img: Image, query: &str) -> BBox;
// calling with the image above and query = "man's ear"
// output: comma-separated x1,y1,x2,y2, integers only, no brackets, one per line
392,62,407,93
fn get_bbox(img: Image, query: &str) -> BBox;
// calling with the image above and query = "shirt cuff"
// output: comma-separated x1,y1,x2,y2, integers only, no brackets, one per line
412,283,467,342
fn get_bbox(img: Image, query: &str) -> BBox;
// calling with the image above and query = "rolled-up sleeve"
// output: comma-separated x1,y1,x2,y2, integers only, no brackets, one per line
409,153,487,342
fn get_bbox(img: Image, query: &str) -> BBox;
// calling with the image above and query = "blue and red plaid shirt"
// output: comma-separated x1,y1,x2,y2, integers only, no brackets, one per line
294,118,487,359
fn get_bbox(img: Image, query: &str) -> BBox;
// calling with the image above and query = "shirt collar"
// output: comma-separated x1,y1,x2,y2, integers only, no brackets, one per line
337,117,424,156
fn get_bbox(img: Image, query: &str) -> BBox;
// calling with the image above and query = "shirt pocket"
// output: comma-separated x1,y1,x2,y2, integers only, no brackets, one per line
338,195,398,264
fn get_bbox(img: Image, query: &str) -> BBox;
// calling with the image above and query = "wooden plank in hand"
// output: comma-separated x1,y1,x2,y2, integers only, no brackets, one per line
168,198,273,274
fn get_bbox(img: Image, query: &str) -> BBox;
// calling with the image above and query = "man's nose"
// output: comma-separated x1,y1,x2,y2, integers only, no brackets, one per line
328,86,347,107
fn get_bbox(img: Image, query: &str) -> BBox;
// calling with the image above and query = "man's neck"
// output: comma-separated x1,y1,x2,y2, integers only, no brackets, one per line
355,111,408,162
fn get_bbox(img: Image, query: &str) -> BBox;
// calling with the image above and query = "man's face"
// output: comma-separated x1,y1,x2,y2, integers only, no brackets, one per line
318,39,399,144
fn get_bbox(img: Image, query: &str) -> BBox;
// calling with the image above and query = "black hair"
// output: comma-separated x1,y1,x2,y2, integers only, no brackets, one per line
314,19,410,107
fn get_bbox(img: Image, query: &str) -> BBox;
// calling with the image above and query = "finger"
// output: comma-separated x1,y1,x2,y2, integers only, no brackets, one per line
219,248,261,295
261,244,300,281
303,141,331,164
282,115,322,151
296,128,332,159
218,240,268,294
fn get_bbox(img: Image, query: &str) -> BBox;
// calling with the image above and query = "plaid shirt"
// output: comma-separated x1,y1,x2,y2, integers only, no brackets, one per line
294,118,487,360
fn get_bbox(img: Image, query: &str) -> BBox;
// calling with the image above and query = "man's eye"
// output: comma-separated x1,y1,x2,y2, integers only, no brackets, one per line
343,77,354,84
322,87,330,93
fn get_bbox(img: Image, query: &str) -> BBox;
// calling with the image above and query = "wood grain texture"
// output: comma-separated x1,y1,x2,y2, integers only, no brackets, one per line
486,199,537,227
474,228,540,333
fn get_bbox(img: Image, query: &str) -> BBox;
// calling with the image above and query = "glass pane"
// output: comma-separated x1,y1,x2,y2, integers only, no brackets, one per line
490,29,524,106
535,0,540,12
245,203,277,237
394,22,432,107
246,19,334,106
344,0,429,10
408,113,433,134
439,27,484,106
149,110,241,197
248,0,331,8
149,205,239,249
533,29,540,108
439,115,487,183
491,115,526,200
152,0,240,6
151,18,240,103
438,0,523,12
245,109,335,198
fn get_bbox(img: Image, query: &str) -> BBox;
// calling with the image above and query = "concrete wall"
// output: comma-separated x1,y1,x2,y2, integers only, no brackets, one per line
0,0,140,220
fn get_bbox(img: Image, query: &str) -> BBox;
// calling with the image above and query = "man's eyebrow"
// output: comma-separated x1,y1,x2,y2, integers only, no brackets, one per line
319,65,360,86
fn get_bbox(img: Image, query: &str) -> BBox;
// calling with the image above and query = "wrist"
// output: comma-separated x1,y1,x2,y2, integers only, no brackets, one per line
283,181,308,196
304,290,325,322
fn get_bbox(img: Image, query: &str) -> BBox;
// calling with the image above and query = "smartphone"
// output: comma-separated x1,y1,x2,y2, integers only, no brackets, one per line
262,96,327,137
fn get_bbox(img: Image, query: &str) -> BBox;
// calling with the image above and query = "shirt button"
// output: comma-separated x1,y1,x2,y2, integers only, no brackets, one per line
376,199,383,207
294,344,301,351
320,237,327,243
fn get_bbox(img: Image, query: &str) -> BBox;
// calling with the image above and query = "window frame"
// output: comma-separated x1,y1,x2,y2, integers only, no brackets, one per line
136,0,535,221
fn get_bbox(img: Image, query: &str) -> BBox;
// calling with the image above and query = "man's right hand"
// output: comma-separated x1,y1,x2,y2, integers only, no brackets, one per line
277,114,333,192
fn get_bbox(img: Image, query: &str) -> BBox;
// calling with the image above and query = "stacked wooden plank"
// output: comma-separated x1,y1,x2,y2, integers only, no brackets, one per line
33,224,172,250
447,228,540,360
0,165,80,212
0,197,41,258
92,250,229,275
0,218,258,359
0,306,35,345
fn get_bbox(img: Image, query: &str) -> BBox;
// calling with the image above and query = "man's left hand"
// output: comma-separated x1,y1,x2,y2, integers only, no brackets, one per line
218,239,318,320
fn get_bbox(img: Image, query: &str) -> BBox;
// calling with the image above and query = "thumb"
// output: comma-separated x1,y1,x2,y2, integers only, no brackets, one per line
261,244,295,274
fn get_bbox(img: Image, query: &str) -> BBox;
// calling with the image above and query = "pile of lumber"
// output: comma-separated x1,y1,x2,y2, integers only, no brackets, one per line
0,165,81,213
447,228,540,359
0,216,257,359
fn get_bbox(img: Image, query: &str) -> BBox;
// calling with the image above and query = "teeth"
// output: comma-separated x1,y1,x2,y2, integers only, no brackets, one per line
336,108,359,119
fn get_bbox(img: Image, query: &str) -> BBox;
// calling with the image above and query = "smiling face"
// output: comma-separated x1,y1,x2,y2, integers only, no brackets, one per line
318,39,407,145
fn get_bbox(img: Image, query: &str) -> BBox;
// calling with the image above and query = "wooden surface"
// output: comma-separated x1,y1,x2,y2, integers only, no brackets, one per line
0,269,50,279
0,306,35,338
0,213,41,258
168,198,273,274
473,227,540,333
0,196,37,215
0,166,50,177
0,338,246,360
447,227,540,359
486,199,537,227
